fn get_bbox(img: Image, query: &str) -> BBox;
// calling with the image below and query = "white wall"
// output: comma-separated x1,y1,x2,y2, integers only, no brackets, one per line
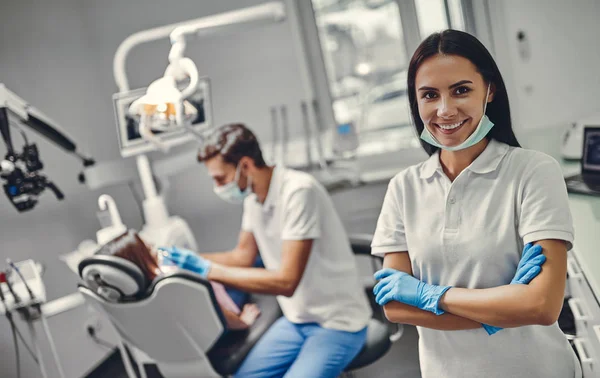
0,0,310,376
487,0,600,131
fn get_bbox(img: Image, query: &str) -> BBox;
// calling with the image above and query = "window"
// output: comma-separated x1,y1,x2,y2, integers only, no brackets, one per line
415,0,466,40
311,0,467,137
447,0,466,31
415,0,449,40
312,0,408,134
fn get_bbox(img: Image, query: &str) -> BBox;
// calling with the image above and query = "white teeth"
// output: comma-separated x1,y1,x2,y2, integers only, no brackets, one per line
437,120,465,130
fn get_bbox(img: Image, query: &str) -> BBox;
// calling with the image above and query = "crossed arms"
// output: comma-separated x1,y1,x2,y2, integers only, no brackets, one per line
380,239,568,330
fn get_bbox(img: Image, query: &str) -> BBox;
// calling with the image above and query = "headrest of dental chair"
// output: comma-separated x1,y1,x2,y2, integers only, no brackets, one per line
148,270,211,293
78,255,148,302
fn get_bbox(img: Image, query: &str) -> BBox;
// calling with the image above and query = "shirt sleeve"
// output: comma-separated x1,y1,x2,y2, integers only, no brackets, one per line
241,196,253,232
281,186,320,240
371,177,408,256
518,155,574,251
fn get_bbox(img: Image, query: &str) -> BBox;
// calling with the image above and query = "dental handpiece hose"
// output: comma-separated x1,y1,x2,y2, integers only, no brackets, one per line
0,272,9,312
4,267,21,305
7,259,35,301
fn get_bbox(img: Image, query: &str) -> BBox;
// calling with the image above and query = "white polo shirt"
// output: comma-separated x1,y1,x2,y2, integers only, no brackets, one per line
372,139,579,378
242,166,372,332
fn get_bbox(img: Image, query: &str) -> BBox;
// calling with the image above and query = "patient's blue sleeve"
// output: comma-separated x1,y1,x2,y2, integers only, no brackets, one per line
226,288,249,309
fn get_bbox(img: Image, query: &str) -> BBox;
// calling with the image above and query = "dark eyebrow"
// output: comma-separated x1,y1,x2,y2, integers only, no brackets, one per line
449,80,473,89
418,80,474,91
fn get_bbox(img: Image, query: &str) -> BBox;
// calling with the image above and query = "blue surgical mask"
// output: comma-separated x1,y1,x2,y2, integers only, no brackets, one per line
420,84,494,151
213,164,252,204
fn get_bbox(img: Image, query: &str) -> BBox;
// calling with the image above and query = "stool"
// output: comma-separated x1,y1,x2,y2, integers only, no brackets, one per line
342,318,392,377
349,233,405,342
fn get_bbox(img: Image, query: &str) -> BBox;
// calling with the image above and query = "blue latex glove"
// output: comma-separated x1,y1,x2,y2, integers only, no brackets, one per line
158,246,212,278
511,243,545,284
482,243,546,335
373,269,451,315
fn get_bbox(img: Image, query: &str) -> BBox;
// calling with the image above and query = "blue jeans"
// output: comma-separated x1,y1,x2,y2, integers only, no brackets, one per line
234,317,367,378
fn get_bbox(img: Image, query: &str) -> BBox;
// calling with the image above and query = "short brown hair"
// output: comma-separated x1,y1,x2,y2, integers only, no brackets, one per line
197,123,266,167
103,230,159,283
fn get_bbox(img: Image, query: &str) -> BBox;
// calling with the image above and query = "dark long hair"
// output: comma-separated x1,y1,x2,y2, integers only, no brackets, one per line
103,230,160,283
407,29,521,156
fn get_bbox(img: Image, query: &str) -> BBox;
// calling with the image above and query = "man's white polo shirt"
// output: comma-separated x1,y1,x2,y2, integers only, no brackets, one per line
242,166,371,332
371,139,578,378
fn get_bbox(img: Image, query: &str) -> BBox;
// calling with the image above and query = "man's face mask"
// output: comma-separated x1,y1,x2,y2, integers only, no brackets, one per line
213,163,252,204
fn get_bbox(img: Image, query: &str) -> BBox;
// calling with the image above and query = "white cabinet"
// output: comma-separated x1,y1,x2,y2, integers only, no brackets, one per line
568,255,600,377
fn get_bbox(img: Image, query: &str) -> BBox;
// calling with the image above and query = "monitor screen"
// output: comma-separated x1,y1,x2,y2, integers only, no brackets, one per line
582,126,600,172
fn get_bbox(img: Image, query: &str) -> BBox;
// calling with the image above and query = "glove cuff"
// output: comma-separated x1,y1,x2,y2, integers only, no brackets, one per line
422,285,451,315
203,260,213,279
482,323,502,336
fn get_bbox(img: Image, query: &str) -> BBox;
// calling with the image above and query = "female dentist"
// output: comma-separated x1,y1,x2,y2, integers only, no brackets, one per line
371,29,581,378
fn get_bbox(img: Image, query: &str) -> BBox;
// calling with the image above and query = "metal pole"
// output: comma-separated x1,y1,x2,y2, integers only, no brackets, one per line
40,314,66,378
443,0,453,29
279,105,289,167
28,321,49,378
137,358,148,378
118,340,138,378
270,106,280,165
300,101,314,168
395,0,422,59
310,100,328,171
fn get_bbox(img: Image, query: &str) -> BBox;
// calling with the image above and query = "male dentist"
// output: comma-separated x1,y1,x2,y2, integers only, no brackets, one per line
168,123,371,377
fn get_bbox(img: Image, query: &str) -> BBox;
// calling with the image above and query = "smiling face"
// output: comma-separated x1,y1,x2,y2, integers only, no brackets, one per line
415,54,494,148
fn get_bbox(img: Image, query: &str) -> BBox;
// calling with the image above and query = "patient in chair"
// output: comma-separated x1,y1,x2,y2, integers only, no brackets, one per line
106,230,261,330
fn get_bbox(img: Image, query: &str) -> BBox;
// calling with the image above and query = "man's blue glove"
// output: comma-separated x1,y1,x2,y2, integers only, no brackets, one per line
373,269,451,315
482,243,546,335
158,246,212,279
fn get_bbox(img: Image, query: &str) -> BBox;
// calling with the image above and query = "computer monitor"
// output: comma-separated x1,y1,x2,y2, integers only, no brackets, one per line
113,77,212,158
581,125,600,189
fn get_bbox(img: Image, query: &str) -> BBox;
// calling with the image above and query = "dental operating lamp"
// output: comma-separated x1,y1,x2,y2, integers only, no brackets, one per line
115,1,286,155
0,84,95,212
111,2,287,230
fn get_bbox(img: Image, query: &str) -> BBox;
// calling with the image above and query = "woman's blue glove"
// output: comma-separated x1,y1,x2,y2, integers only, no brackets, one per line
482,243,546,335
373,269,451,315
158,246,212,278
511,243,545,284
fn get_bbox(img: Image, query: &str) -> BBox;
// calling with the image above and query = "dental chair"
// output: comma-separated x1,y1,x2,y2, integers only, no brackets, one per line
78,252,392,378
77,254,281,377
